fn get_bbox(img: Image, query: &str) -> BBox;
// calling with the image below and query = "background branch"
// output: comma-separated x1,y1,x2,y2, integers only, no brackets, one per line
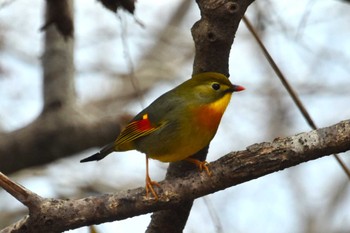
41,0,75,113
0,0,195,175
0,0,122,174
0,110,121,174
2,119,349,233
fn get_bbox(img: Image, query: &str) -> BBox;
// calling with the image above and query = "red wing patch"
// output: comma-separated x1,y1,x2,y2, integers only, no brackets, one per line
136,113,153,131
115,114,159,146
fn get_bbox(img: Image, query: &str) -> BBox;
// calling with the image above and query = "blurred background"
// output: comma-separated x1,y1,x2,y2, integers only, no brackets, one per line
0,0,350,232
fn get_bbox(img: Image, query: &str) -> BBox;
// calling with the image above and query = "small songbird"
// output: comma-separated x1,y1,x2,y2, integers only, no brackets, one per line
80,72,244,199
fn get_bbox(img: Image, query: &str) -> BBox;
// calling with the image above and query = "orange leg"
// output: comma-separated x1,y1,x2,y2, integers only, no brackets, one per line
185,158,212,176
145,155,160,200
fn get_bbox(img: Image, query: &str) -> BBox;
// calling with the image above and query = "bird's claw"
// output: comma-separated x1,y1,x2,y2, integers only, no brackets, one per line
185,158,212,176
145,176,160,200
198,161,212,176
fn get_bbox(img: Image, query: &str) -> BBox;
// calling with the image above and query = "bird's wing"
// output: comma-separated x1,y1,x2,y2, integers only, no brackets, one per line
115,90,183,147
115,113,165,146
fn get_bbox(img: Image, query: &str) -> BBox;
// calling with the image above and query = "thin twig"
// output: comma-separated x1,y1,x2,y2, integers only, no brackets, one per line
117,12,145,107
242,15,350,179
202,197,224,233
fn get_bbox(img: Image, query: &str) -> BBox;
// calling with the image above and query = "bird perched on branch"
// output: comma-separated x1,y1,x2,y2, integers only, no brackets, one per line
80,72,244,199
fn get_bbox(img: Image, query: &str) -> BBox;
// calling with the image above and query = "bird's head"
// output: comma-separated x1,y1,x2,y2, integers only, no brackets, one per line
188,72,245,105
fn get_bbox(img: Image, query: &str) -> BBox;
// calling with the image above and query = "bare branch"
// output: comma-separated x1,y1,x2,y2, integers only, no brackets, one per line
1,119,349,233
0,108,122,174
0,173,42,209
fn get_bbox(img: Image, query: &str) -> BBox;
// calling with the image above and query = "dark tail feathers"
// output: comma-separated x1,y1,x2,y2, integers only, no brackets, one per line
80,143,115,163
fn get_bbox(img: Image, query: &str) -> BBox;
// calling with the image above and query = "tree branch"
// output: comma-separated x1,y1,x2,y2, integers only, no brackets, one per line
40,0,74,39
192,0,254,76
0,108,121,174
0,173,42,210
1,119,349,233
42,0,75,113
0,0,193,176
0,0,88,174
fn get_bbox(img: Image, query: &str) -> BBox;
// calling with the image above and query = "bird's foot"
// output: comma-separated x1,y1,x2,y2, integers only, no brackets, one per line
145,175,160,200
185,158,212,176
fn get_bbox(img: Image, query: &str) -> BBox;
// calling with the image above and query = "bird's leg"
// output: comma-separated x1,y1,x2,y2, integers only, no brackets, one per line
145,155,160,200
185,158,212,176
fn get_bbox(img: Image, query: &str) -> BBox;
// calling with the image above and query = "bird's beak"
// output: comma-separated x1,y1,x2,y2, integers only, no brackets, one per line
230,84,245,93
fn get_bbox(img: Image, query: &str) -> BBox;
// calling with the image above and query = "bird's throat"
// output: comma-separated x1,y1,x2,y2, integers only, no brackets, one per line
207,92,232,114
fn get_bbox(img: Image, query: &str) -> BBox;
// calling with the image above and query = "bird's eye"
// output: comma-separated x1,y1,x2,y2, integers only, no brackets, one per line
212,83,220,90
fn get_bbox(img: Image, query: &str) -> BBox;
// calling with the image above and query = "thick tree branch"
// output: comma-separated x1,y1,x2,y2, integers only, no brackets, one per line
192,0,254,76
148,0,255,231
0,0,122,174
0,0,83,174
42,0,75,113
1,119,349,233
0,0,194,176
0,108,121,174
40,0,74,39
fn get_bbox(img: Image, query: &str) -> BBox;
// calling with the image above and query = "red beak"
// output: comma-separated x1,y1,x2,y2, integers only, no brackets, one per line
231,85,245,92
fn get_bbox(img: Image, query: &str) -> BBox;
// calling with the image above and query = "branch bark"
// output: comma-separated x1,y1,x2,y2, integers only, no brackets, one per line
0,109,121,174
1,119,349,233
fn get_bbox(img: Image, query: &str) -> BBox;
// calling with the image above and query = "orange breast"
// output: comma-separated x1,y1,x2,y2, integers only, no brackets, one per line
195,106,224,132
193,93,232,132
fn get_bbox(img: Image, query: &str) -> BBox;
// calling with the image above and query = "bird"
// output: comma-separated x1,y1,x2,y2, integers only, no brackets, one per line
80,72,244,199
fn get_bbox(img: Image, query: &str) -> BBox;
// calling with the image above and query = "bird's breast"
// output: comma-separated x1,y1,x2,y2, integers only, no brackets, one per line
193,93,232,132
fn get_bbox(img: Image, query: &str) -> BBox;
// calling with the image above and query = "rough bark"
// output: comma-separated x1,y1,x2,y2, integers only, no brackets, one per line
1,119,349,233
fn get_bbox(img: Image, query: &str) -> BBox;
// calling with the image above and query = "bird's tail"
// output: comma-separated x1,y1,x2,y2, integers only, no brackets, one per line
80,143,115,163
